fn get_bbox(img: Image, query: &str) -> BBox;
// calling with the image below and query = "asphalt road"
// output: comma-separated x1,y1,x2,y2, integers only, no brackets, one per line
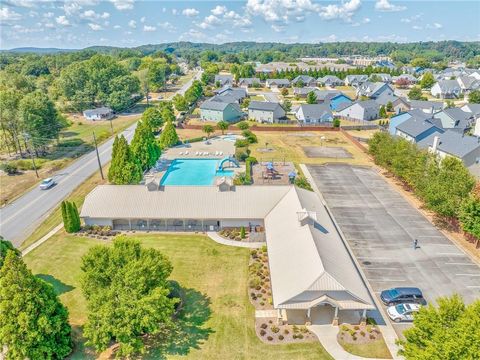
307,164,480,334
0,69,202,247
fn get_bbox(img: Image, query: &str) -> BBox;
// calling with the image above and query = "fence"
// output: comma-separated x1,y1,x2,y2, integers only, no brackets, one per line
181,124,341,132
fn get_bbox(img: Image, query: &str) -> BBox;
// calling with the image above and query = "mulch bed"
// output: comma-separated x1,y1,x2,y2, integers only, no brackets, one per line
255,318,317,344
248,247,273,310
337,323,383,345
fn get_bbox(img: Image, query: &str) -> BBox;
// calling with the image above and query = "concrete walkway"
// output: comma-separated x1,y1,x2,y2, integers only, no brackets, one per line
308,325,392,360
206,232,264,248
22,223,63,257
255,310,278,318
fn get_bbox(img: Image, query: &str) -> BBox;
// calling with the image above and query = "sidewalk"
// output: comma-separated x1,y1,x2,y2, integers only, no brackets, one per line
206,231,264,248
22,223,63,257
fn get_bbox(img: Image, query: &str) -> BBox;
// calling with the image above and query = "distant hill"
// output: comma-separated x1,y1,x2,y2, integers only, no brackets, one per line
3,47,78,54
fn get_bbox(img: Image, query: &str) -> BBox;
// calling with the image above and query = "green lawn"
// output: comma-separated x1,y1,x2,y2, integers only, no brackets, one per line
24,233,332,360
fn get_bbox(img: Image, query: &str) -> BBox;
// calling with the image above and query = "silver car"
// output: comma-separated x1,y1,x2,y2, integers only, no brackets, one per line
39,178,55,190
386,303,420,322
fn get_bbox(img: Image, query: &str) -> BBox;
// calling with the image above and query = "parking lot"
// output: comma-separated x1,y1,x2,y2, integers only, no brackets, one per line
307,164,480,333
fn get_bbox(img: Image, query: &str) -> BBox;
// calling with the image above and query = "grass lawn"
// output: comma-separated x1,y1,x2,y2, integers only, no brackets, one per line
249,131,371,166
24,233,332,360
338,338,392,359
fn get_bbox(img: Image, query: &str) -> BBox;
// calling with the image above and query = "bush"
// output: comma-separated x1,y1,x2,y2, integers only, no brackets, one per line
354,325,360,330
369,334,376,340
284,329,289,335
360,331,366,337
235,138,250,148
294,176,312,191
240,226,246,239
297,334,304,339
0,162,18,175
271,325,279,333
278,335,284,340
267,336,273,341
260,329,266,336
249,276,261,289
260,323,268,329
237,121,249,130
242,129,258,144
333,118,341,127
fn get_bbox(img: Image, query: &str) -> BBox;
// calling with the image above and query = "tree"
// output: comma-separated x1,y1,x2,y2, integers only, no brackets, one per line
281,87,289,96
237,121,249,130
420,72,435,89
398,294,480,360
61,200,72,233
141,106,164,131
108,135,142,184
468,90,480,104
282,99,292,112
333,118,341,128
408,87,426,101
0,237,20,268
379,105,387,118
159,120,179,149
0,252,72,359
61,200,81,233
130,120,161,171
173,94,188,111
217,120,229,135
306,91,317,104
81,236,178,356
202,124,215,139
386,101,393,112
459,192,480,242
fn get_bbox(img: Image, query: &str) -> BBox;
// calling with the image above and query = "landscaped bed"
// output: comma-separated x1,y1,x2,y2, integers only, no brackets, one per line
248,246,273,310
255,318,318,344
337,323,392,359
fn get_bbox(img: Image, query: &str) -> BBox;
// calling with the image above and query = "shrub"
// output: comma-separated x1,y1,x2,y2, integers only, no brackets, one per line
366,325,372,333
242,129,258,144
260,329,266,336
237,121,249,130
260,323,268,329
300,326,308,333
354,325,360,330
267,336,273,341
292,325,299,333
0,162,18,175
235,138,250,148
333,118,341,127
360,331,366,337
297,334,304,339
271,325,279,333
240,226,246,239
352,335,357,341
259,301,265,306
278,335,284,340
340,324,349,332
249,276,261,289
369,334,376,340
284,329,289,335
294,176,312,191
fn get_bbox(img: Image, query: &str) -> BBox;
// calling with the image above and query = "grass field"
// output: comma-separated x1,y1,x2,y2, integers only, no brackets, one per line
250,131,370,166
24,233,332,360
338,338,392,359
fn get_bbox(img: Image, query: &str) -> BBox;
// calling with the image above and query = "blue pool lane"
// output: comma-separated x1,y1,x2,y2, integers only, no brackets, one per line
160,159,234,186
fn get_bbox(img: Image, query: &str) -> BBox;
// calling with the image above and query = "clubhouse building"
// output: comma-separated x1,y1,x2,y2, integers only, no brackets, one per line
80,183,374,325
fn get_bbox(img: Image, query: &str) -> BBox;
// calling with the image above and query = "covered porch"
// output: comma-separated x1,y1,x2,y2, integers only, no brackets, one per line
280,304,366,326
111,218,221,232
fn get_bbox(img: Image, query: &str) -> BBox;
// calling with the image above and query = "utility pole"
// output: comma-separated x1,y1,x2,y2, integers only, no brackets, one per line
93,131,104,180
109,117,114,135
23,133,38,178
29,149,39,178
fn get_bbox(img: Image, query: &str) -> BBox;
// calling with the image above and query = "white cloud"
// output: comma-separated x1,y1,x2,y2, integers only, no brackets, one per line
412,25,422,30
55,15,70,26
400,13,422,23
113,24,121,29
88,23,103,31
427,22,442,29
128,19,136,28
43,11,54,18
140,16,146,23
158,21,176,32
271,24,285,32
0,7,22,21
198,14,221,29
375,0,406,12
110,0,134,11
143,25,156,32
211,5,227,16
81,10,110,20
172,8,178,15
63,2,82,16
180,28,206,41
182,8,199,17
45,22,55,28
319,0,361,21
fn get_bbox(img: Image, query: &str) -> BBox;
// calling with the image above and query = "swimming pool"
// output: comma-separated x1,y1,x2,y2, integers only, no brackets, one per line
160,159,234,186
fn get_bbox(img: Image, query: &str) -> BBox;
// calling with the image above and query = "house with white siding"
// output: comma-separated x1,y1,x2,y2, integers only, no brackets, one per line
248,101,286,123
336,100,380,121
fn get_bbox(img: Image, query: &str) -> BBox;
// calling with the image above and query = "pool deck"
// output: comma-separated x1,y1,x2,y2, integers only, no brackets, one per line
163,136,236,160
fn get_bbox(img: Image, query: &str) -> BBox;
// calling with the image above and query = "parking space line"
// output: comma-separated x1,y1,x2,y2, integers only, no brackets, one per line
467,286,480,288
446,262,477,266
436,253,465,256
369,279,407,282
455,274,480,276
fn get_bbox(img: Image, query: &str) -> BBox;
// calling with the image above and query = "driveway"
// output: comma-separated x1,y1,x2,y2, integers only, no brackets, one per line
261,92,280,102
306,164,480,333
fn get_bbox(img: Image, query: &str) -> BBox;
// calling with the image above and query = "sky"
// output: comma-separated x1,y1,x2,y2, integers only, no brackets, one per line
0,0,479,49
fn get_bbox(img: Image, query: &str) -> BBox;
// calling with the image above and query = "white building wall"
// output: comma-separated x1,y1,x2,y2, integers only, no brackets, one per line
84,218,113,227
474,119,480,137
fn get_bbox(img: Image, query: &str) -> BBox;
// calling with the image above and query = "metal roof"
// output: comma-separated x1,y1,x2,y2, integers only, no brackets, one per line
248,101,281,112
419,130,480,159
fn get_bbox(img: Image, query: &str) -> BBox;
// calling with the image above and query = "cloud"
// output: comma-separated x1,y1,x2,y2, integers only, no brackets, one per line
427,22,442,29
140,16,145,23
113,24,121,29
63,2,82,16
182,8,199,17
271,24,285,32
88,23,103,31
43,11,54,18
375,0,406,12
172,8,178,15
110,0,134,11
55,15,70,26
211,5,227,16
158,21,176,32
412,25,422,30
0,7,22,21
198,14,221,29
143,25,156,32
81,10,110,20
45,22,55,28
351,17,371,27
180,28,206,41
319,0,361,21
128,19,136,28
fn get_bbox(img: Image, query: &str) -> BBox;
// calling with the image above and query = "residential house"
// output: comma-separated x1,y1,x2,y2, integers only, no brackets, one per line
409,100,444,114
434,108,473,131
336,100,380,121
370,73,392,83
313,90,342,104
344,75,368,87
392,74,418,86
329,94,353,111
374,92,399,107
394,116,444,143
461,103,480,117
356,82,395,99
431,80,463,99
248,101,286,123
291,75,316,87
237,78,262,88
200,96,244,123
317,75,344,87
391,97,411,114
266,79,290,91
83,107,114,121
214,74,234,87
294,104,333,125
456,76,480,94
418,130,480,171
293,87,319,98
389,109,436,136
215,86,247,103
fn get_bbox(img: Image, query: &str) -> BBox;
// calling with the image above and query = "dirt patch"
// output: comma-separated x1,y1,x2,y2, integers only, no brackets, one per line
303,146,353,159
255,318,317,344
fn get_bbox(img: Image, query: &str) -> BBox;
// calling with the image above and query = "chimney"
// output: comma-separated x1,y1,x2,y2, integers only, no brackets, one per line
432,135,440,152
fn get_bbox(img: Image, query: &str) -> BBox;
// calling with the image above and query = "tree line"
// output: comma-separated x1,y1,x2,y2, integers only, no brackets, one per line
368,132,479,244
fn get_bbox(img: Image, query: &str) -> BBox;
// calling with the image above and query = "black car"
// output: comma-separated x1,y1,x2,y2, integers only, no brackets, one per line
380,287,426,306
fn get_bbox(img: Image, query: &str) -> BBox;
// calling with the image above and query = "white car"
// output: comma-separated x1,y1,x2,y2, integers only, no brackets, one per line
39,178,55,190
387,303,420,322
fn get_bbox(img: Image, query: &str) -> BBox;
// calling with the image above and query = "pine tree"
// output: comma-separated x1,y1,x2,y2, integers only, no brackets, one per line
61,200,71,233
159,120,179,149
306,91,317,104
108,135,142,184
130,120,161,171
65,202,81,233
0,252,73,359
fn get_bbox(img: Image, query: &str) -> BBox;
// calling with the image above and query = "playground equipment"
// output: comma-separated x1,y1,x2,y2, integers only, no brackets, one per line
218,156,240,171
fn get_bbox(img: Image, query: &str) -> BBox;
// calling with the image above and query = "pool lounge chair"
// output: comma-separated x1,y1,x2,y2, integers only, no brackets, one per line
179,152,184,155
196,151,199,156
184,151,189,155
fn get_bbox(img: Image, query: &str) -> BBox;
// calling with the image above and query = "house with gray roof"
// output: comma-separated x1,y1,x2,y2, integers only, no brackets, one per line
214,86,247,103
370,73,392,83
294,104,333,125
418,130,480,170
434,108,473,130
431,80,463,99
394,115,444,143
248,101,286,123
389,109,435,136
462,103,480,117
345,75,368,87
293,87,318,98
200,96,244,123
80,184,374,325
317,75,344,87
237,78,262,88
336,100,380,121
409,100,444,114
457,76,480,93
266,78,290,90
83,107,114,121
356,82,395,99
214,74,234,87
291,75,316,87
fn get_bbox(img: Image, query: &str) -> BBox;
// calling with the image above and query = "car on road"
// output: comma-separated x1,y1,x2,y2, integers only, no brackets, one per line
39,178,55,190
387,303,421,322
380,287,426,306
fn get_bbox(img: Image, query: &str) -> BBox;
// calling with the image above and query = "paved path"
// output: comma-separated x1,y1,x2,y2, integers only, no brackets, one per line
254,310,278,318
21,223,63,257
206,232,264,248
0,70,202,247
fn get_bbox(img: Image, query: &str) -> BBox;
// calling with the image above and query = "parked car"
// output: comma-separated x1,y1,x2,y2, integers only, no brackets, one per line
387,303,421,322
39,178,55,190
380,287,426,306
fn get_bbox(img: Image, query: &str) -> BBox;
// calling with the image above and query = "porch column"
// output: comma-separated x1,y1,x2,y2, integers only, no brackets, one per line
306,307,311,326
128,219,132,230
201,219,204,232
183,219,186,231
147,219,150,230
360,309,367,326
332,306,339,326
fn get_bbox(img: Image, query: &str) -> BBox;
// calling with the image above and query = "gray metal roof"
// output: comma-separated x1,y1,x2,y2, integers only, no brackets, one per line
409,100,443,111
296,104,332,120
419,130,480,159
238,77,260,85
200,96,241,112
248,100,281,112
396,116,442,138
83,107,112,116
292,75,315,84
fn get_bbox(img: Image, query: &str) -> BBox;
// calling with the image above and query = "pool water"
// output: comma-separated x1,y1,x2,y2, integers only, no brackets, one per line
160,159,234,186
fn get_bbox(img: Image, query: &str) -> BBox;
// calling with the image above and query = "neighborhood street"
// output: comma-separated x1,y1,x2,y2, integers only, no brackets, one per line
0,69,202,247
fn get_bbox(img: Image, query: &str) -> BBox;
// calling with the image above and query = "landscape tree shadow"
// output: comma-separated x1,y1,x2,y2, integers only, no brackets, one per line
142,283,214,359
67,325,97,360
36,274,75,295
60,131,80,138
